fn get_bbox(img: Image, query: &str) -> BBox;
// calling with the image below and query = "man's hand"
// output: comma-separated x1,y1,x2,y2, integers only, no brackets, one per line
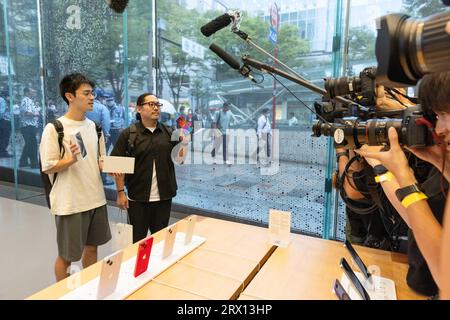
109,172,124,178
69,142,80,163
116,192,129,210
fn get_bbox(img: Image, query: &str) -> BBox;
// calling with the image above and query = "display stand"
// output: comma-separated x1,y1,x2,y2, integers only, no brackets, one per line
59,233,206,300
340,271,397,300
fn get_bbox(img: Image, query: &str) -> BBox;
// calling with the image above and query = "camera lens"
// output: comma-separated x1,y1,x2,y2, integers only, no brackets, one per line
376,11,450,86
324,76,361,99
312,120,333,137
356,119,402,146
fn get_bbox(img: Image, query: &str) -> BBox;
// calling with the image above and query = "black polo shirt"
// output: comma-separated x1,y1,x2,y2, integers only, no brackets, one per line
110,121,179,202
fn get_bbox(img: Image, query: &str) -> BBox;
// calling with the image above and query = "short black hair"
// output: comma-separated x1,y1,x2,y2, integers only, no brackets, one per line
223,102,230,108
59,73,95,105
419,71,450,113
262,108,269,114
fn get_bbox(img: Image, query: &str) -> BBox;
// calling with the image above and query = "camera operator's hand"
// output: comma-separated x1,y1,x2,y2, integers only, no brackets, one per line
406,144,450,181
355,127,416,187
357,145,383,168
375,85,413,111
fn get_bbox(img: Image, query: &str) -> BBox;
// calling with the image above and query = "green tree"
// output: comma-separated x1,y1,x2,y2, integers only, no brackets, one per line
157,1,207,109
348,26,376,61
403,0,447,17
202,10,310,79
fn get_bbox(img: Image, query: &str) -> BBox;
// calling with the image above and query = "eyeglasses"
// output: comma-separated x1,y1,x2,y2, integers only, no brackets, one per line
141,101,162,109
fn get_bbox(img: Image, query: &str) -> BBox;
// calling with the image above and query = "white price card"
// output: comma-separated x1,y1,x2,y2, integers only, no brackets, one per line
268,209,291,247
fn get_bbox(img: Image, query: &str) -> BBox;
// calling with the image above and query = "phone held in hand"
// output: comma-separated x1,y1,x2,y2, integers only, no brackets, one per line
134,236,154,278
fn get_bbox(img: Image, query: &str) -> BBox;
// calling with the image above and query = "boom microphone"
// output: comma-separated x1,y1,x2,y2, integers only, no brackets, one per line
209,43,240,70
201,10,241,37
107,0,129,13
209,44,257,83
201,13,233,37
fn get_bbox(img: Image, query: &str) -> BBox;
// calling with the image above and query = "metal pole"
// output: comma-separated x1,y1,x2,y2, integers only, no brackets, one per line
342,0,351,76
36,0,46,124
123,8,129,126
2,0,18,198
323,0,345,240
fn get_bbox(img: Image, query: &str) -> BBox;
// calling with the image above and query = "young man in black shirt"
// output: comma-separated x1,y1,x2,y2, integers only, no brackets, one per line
110,93,182,243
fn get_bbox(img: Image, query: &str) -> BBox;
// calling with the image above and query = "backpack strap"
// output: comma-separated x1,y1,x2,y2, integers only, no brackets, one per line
126,124,138,157
94,123,102,157
47,120,65,185
95,122,102,140
52,120,65,158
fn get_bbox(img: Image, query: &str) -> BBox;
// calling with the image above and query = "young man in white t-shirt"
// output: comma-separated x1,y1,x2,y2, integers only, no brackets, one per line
39,73,111,281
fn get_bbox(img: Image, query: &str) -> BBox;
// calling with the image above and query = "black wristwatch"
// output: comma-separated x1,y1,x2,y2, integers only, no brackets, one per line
395,184,421,202
373,165,388,175
336,151,349,162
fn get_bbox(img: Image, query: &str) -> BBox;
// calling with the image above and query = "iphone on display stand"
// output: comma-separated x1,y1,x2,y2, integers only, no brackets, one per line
184,215,196,245
333,278,351,300
134,236,154,278
344,239,372,280
97,250,124,299
162,224,178,259
340,257,371,300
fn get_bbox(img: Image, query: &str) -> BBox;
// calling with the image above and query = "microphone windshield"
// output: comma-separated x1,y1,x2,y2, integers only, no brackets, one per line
108,0,129,13
201,13,233,37
209,43,240,70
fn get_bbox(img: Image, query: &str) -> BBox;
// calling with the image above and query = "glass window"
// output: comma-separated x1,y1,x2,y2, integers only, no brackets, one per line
2,0,446,242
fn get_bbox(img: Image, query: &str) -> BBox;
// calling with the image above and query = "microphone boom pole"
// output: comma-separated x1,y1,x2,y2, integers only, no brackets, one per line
242,55,354,106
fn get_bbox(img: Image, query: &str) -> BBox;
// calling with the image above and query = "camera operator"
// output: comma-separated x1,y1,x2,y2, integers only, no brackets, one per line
335,86,415,251
355,71,450,298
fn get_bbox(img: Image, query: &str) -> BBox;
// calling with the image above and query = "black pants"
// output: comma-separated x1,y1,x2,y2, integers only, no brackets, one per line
0,119,11,154
20,125,38,167
127,199,172,243
211,134,227,161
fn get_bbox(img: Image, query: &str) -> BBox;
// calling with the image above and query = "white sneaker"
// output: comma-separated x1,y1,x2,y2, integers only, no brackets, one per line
225,160,232,165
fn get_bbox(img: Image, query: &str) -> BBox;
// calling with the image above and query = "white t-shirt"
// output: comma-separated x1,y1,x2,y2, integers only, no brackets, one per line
147,127,161,202
39,116,107,215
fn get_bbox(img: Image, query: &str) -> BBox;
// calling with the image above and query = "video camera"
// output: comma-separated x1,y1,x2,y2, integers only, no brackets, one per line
312,105,435,149
311,0,450,149
324,67,377,107
375,9,450,87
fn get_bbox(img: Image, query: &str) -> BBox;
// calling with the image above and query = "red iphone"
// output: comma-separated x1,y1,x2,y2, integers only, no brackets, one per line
133,236,154,278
